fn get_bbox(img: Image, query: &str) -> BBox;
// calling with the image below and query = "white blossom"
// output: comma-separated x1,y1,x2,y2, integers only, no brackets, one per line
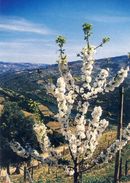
10,141,29,158
46,83,56,96
65,166,74,176
94,140,127,165
80,45,96,90
105,67,129,92
10,141,46,163
68,132,77,157
83,106,109,158
33,123,50,151
123,123,130,141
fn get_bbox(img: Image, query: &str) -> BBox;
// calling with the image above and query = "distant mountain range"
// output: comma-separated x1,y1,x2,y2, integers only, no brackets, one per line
0,55,129,75
0,55,130,97
0,61,48,75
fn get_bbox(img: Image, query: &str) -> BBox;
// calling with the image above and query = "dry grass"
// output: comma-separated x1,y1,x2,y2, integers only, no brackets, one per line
0,104,4,115
47,121,61,131
22,110,33,117
38,104,54,117
6,130,117,183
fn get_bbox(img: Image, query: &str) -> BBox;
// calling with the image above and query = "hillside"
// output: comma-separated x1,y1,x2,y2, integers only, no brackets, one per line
0,55,130,124
3,131,130,183
0,55,130,183
0,61,48,75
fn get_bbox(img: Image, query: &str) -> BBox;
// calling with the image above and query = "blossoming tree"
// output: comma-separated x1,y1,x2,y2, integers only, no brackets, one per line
46,23,130,183
10,23,130,183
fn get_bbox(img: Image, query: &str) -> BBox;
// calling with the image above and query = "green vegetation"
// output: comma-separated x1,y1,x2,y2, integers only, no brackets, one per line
0,101,40,173
56,35,66,48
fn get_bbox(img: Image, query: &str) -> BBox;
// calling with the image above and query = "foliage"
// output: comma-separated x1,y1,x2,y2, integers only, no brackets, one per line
0,101,40,167
34,176,44,183
0,101,37,146
84,176,113,183
48,131,66,147
120,175,130,182
56,36,66,48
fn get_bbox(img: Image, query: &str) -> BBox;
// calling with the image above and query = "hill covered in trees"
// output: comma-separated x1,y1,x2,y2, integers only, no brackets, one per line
0,55,130,124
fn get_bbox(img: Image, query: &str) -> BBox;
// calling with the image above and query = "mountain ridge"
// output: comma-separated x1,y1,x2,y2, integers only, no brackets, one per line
0,61,48,75
0,55,129,75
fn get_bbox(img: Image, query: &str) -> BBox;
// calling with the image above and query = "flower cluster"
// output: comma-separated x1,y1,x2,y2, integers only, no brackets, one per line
75,101,89,140
54,75,76,138
64,102,89,157
93,123,130,165
61,104,109,160
81,45,95,90
33,123,50,152
55,77,68,120
65,166,74,176
68,132,77,157
46,82,56,96
91,68,109,94
105,67,129,92
10,141,29,158
123,123,130,141
84,106,109,158
10,141,46,163
94,140,127,165
79,65,129,101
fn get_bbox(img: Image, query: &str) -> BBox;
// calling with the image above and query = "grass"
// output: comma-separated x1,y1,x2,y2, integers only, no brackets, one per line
8,130,117,182
3,129,130,183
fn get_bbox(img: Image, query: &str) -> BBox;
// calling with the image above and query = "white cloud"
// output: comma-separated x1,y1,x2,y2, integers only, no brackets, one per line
87,15,130,23
0,16,55,35
0,37,129,64
0,38,83,64
0,39,57,64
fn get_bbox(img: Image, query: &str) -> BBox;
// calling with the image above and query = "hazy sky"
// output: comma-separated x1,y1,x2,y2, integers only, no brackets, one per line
0,0,130,64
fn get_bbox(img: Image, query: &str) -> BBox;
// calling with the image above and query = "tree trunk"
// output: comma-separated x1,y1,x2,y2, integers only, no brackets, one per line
24,166,27,182
119,157,122,179
74,169,78,183
125,160,128,176
14,165,20,174
7,164,10,175
27,160,31,167
114,87,124,183
74,161,78,183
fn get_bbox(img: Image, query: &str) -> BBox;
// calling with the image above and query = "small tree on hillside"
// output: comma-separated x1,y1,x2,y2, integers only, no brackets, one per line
46,23,130,183
0,101,49,172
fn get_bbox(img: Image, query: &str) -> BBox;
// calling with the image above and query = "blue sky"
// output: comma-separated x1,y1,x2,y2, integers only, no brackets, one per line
0,0,130,64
